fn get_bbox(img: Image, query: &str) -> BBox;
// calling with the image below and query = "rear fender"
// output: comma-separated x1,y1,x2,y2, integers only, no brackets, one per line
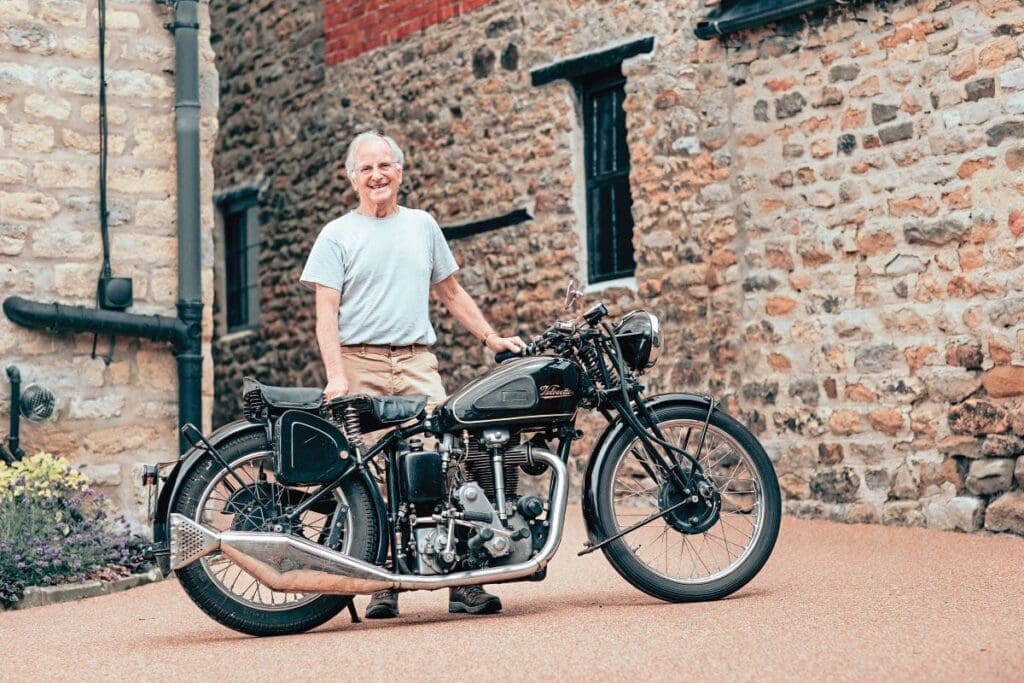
581,393,716,545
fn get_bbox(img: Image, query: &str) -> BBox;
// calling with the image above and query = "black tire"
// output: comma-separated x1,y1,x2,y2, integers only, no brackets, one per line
595,403,781,602
171,431,380,636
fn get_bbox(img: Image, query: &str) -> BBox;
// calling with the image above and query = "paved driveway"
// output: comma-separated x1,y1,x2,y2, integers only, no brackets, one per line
2,511,1022,682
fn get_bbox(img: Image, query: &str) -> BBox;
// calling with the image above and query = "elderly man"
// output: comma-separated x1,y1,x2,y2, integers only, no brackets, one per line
300,131,524,619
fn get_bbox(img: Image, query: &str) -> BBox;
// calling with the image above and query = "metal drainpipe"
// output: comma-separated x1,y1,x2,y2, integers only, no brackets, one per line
171,0,204,453
2,0,206,455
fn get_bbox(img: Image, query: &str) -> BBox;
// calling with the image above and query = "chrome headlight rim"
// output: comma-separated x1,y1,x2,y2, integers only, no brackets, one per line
645,312,661,369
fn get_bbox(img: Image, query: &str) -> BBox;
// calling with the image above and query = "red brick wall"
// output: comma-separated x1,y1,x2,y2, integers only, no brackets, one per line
324,0,496,65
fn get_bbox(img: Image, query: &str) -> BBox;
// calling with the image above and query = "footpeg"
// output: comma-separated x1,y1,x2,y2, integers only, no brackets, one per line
170,514,221,570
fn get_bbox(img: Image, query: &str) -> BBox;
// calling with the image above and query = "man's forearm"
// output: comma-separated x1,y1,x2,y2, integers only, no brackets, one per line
442,285,495,342
316,318,346,380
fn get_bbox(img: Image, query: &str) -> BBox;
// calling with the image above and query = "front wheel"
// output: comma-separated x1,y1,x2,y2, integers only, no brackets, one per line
171,430,380,636
595,403,781,602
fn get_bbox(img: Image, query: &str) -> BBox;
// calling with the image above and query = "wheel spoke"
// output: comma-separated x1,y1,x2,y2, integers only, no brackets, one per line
609,417,770,587
192,451,351,611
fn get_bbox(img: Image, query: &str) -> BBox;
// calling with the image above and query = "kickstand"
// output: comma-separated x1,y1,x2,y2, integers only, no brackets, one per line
346,598,362,624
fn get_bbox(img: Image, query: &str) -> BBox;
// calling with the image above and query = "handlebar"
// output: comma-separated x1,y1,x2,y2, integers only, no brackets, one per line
494,349,525,363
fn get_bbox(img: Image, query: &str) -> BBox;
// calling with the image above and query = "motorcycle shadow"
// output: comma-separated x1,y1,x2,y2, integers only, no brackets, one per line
156,585,769,643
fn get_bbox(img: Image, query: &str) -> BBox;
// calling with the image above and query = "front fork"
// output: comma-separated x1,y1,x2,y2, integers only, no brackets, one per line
578,393,718,557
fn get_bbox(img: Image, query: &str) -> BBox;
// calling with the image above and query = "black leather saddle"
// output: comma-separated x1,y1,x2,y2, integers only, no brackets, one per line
329,394,428,425
246,378,427,424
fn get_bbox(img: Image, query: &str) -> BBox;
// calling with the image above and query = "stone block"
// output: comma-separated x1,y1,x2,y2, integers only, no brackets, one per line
778,472,809,500
0,61,35,86
6,22,56,55
136,350,177,387
984,490,1024,535
810,467,860,503
829,410,864,436
60,34,97,59
981,366,1024,398
1016,455,1024,486
882,500,924,527
68,395,125,419
986,121,1024,147
891,463,920,499
53,263,99,299
109,168,174,195
869,409,904,436
948,400,1008,436
77,463,121,486
23,94,71,120
903,218,967,246
0,222,27,256
918,367,981,403
999,66,1024,92
775,92,806,119
0,159,28,184
965,458,1015,495
982,434,1024,458
978,36,1019,69
964,78,994,101
47,66,96,95
90,8,138,30
33,161,97,189
0,192,59,220
871,102,898,125
10,123,54,151
988,298,1024,328
829,64,859,82
29,228,100,259
854,343,899,373
883,254,925,276
40,0,86,27
923,494,982,532
107,69,172,100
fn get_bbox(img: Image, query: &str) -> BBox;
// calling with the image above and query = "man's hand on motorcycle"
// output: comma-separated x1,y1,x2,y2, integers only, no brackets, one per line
323,375,350,402
486,334,526,354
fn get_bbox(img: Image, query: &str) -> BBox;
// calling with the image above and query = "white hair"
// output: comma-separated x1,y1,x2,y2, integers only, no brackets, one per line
344,131,405,177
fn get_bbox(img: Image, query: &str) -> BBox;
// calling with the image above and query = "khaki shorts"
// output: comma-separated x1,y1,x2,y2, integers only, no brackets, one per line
340,344,447,413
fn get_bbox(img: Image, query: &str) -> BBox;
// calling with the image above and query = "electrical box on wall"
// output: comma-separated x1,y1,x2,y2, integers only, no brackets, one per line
97,276,133,310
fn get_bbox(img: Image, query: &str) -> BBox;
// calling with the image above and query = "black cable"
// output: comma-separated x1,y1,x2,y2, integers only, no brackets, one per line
98,0,111,281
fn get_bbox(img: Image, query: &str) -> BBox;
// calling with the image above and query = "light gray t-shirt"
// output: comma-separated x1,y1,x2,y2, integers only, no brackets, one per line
300,207,459,346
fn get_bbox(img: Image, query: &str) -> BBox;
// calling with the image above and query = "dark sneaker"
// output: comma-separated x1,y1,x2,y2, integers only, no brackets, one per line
449,584,502,615
365,588,399,619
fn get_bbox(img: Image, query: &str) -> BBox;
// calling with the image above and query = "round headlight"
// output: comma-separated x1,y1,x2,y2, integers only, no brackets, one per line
613,311,661,372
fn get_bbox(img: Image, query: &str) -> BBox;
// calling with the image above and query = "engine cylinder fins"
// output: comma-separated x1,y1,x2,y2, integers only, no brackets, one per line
169,514,221,570
463,440,523,501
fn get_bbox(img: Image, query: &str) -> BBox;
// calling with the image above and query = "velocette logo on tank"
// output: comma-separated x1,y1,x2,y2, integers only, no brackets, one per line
539,384,573,399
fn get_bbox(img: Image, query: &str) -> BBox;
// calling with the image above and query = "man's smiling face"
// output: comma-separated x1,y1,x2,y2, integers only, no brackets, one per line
351,137,402,212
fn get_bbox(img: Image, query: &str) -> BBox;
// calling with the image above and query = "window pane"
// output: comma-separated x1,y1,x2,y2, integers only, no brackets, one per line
224,209,248,329
582,71,635,283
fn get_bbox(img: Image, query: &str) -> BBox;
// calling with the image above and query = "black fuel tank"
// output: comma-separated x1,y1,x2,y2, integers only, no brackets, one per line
435,357,582,431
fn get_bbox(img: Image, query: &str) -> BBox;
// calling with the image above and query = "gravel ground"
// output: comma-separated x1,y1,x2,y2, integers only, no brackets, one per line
2,511,1022,682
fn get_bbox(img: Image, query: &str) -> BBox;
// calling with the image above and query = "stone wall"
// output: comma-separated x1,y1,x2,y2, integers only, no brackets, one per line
0,0,218,526
210,0,1024,535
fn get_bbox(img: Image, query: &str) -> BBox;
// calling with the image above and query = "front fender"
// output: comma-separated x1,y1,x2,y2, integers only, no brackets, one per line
581,393,716,546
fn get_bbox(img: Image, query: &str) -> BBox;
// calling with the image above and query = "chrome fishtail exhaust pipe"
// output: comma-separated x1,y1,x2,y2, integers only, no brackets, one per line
170,450,567,594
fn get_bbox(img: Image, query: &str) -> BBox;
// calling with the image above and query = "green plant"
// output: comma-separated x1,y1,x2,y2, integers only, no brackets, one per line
0,453,131,606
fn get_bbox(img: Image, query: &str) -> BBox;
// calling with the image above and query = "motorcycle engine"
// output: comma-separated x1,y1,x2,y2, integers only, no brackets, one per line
405,429,546,576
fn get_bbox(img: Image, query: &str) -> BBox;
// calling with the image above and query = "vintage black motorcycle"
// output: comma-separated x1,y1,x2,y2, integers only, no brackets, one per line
146,285,780,636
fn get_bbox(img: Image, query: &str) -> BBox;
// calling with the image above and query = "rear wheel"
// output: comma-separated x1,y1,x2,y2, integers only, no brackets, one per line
595,403,780,602
171,431,380,636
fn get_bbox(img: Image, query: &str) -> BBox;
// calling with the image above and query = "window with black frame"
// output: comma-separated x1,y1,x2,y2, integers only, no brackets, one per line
577,66,636,285
218,190,260,333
